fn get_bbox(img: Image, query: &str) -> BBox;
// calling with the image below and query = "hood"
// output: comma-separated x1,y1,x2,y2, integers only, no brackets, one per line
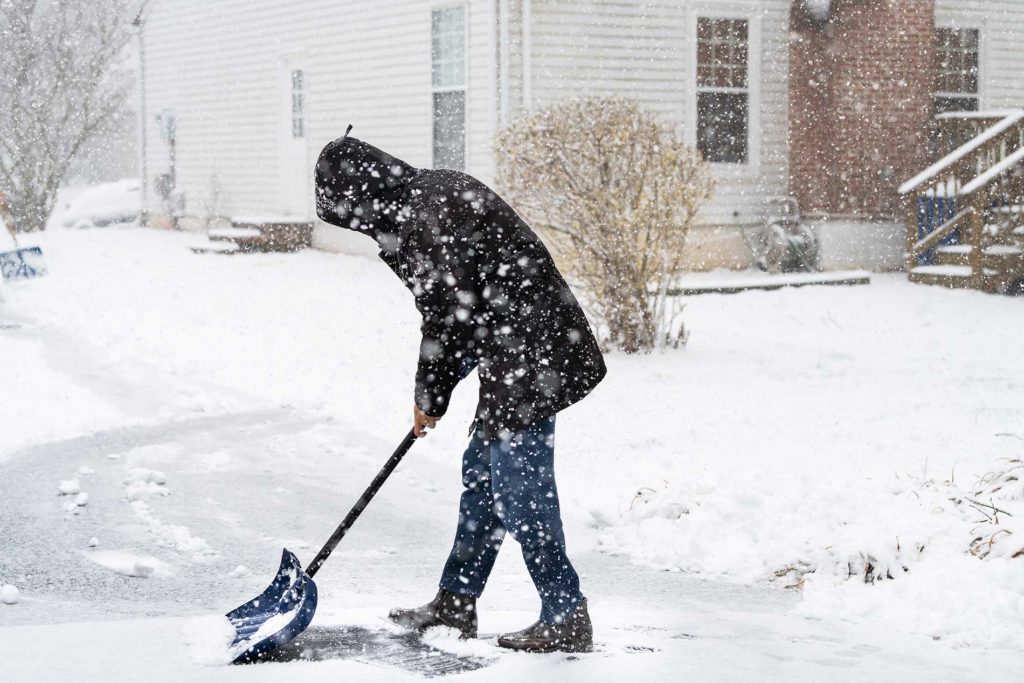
314,135,418,253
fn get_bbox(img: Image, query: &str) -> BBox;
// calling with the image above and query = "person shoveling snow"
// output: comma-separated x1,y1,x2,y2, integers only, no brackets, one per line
219,128,606,662
314,131,607,653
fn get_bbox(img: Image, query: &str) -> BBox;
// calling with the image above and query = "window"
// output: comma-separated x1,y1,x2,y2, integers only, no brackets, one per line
291,69,305,138
696,17,749,164
431,6,466,170
934,28,979,114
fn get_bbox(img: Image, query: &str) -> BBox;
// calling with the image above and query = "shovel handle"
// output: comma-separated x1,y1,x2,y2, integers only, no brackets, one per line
306,429,418,578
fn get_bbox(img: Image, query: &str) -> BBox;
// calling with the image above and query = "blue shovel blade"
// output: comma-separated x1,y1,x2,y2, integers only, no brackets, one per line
0,246,46,280
226,548,318,664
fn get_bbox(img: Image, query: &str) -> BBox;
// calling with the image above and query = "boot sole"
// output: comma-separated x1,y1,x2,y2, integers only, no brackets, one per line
496,638,593,654
389,613,477,639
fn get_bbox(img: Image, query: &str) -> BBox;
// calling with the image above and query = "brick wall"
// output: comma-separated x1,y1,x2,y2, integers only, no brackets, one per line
789,0,935,219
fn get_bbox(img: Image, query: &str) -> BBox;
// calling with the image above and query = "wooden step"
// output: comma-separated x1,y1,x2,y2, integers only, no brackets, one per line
909,264,974,289
984,244,1024,258
189,238,241,255
909,265,1001,290
208,226,262,242
934,244,972,266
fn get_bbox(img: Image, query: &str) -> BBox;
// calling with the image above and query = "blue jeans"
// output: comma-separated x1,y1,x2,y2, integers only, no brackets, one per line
438,415,584,624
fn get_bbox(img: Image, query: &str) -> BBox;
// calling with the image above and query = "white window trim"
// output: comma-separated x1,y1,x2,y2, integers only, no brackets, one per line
277,52,311,220
686,3,762,176
429,2,470,171
290,68,306,139
934,21,985,110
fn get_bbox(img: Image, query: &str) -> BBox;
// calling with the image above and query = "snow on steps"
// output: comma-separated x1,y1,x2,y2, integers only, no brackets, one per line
189,220,313,255
207,227,261,241
188,238,240,255
909,264,1000,289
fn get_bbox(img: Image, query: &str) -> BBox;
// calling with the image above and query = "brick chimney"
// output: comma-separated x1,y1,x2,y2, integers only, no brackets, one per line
789,0,935,219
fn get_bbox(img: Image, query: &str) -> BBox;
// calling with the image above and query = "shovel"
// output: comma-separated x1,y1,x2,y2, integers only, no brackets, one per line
0,219,46,281
226,429,418,664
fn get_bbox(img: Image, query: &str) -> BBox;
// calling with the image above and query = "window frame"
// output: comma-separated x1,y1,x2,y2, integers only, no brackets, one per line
430,2,469,171
933,24,983,114
290,68,306,139
687,4,761,175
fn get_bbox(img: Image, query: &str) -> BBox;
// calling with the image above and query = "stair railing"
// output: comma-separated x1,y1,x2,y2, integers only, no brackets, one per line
905,205,978,275
902,110,1024,278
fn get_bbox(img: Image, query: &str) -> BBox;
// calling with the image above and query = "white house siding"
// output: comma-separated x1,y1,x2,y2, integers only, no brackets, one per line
523,0,791,241
142,0,499,233
935,0,1024,111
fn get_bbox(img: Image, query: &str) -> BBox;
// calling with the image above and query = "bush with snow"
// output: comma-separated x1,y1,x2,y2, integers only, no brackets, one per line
495,97,715,352
597,456,1024,648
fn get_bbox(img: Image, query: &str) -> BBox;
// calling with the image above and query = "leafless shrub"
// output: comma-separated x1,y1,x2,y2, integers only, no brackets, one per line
0,0,145,232
495,97,714,353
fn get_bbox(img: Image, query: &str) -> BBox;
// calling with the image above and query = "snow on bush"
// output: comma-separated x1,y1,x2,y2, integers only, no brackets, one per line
597,457,1024,648
967,458,1023,560
495,97,714,352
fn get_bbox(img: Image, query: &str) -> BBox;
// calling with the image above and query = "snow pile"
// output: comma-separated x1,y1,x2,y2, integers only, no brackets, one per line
182,616,236,666
123,468,170,501
130,500,213,557
227,565,251,578
59,178,140,229
598,457,1024,648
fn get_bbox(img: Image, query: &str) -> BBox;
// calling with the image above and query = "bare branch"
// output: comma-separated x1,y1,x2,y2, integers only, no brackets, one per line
496,97,715,352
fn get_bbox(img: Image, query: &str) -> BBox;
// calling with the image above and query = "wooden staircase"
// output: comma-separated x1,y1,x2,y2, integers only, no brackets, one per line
899,111,1024,295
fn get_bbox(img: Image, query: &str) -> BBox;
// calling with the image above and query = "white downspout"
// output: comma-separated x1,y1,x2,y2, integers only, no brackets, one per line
522,0,533,110
499,0,510,125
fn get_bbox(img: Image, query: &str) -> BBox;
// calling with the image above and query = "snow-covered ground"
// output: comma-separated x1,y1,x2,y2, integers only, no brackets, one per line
1,228,1022,681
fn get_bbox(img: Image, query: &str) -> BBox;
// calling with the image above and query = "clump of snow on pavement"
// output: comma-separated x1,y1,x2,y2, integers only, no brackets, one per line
1,585,20,605
85,550,171,578
123,468,170,501
57,479,80,495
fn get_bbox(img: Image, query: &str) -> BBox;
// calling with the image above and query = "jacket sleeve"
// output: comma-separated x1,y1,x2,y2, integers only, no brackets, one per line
406,192,482,418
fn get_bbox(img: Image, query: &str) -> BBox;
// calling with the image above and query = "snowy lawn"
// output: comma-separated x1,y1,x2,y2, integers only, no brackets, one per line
1,228,1022,681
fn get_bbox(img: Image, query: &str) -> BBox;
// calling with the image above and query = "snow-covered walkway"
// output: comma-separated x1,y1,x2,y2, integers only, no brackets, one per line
1,229,1022,681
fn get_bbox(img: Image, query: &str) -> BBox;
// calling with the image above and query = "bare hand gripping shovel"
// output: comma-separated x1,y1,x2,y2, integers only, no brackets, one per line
226,429,418,663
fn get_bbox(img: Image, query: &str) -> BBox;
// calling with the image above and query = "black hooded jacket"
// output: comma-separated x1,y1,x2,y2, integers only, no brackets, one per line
314,135,606,438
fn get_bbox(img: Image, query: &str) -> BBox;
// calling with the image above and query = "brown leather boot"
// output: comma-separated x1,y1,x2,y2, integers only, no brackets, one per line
497,598,593,653
388,589,478,639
